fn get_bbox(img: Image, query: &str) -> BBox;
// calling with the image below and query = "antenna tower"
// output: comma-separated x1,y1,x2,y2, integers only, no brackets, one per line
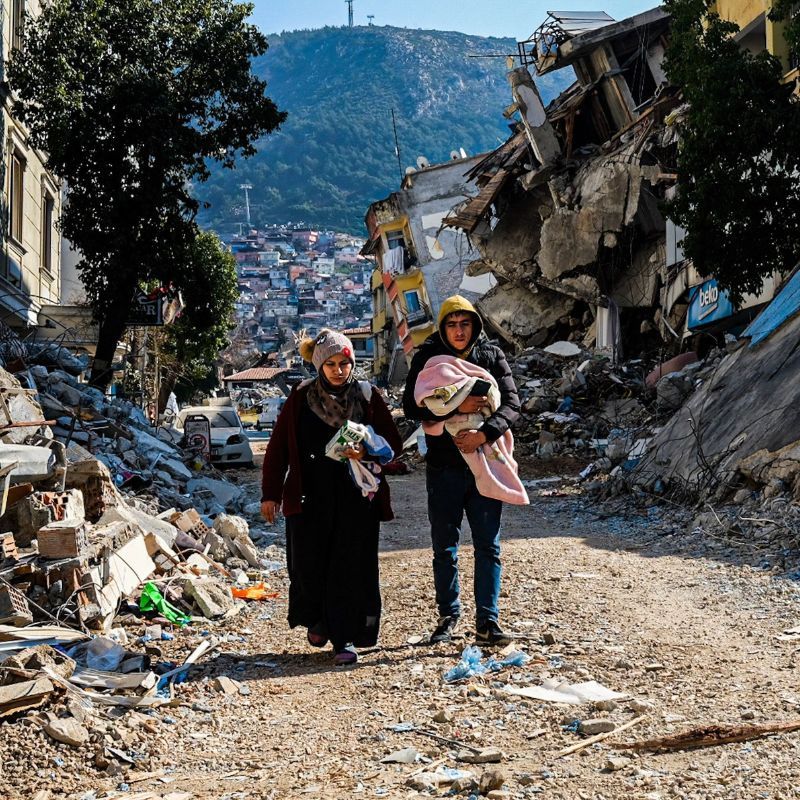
367,14,374,25
239,183,253,227
345,0,353,27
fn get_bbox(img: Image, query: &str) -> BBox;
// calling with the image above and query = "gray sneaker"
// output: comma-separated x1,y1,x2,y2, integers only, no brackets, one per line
430,615,459,643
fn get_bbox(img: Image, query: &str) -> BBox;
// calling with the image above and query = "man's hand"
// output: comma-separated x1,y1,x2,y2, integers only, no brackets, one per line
261,500,280,524
454,429,487,454
458,395,488,414
344,443,365,461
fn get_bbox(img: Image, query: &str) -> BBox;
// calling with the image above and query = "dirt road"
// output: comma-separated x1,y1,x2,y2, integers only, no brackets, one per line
6,458,800,799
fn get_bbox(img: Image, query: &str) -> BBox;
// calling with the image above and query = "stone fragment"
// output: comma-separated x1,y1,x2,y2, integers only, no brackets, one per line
579,718,616,735
458,747,503,764
630,699,654,712
183,577,235,618
451,776,478,792
605,756,631,772
212,676,240,695
543,341,581,357
479,769,506,793
214,514,260,567
432,709,452,724
381,747,418,764
42,713,90,747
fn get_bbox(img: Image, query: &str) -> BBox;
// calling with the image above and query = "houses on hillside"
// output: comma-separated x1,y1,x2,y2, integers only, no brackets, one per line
222,226,374,378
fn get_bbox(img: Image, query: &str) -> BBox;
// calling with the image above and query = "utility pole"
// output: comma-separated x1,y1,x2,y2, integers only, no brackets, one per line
367,14,374,25
345,0,353,28
391,108,403,184
239,183,253,227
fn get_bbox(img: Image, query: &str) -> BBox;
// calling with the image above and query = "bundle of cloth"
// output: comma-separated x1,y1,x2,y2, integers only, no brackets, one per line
414,355,529,505
325,421,395,499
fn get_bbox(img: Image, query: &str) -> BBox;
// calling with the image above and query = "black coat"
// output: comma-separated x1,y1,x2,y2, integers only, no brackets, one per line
402,332,521,467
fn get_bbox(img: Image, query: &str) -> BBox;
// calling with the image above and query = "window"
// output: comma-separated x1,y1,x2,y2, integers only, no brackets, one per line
9,151,25,244
386,229,406,250
41,192,55,274
404,290,421,313
11,0,25,51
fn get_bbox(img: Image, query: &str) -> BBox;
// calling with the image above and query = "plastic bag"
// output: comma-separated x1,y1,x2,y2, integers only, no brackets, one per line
139,582,191,627
231,582,279,601
85,637,125,671
443,645,530,682
443,645,487,682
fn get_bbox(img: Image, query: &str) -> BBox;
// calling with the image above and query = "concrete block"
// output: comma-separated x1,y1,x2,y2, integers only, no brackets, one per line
183,577,234,618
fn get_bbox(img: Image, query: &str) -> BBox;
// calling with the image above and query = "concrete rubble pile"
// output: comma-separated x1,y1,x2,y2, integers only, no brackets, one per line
506,339,736,497
0,345,284,731
631,271,800,504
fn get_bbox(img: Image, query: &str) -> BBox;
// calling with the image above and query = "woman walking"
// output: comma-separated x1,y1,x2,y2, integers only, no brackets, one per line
261,329,402,665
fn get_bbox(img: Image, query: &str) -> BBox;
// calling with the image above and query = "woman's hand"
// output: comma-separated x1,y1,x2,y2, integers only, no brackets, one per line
344,443,365,461
261,500,281,524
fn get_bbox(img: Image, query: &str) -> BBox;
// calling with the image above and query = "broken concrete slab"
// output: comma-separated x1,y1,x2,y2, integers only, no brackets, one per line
187,477,243,509
544,341,582,358
98,504,178,550
183,577,235,618
41,712,90,747
0,677,54,718
159,457,193,481
477,283,575,348
213,515,260,568
0,442,56,483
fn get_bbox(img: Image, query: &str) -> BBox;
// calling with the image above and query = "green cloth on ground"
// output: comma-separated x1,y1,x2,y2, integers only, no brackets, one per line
139,582,191,627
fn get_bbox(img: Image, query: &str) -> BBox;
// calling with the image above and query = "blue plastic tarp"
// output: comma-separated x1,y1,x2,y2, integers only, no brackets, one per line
742,269,800,347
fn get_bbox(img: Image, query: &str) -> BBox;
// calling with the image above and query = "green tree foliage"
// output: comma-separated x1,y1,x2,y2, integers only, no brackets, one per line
158,231,239,408
8,0,286,386
198,26,573,234
769,1,800,64
664,0,800,303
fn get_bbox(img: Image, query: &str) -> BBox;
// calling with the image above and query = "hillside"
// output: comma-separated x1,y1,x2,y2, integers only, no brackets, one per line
197,25,573,235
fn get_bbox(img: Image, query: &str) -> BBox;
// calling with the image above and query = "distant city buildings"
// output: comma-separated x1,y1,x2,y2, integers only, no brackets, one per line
220,226,375,379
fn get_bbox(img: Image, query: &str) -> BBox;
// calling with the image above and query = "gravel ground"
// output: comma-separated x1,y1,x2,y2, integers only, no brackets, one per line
4,452,800,800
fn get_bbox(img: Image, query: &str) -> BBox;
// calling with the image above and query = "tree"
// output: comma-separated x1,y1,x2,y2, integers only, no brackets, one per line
8,0,286,387
157,231,239,409
663,0,800,303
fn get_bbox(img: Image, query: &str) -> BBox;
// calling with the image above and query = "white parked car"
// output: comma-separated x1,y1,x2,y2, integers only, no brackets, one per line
177,406,254,467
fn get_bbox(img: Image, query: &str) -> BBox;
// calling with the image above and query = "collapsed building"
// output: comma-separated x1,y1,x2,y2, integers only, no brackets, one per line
442,8,682,357
362,154,496,383
439,8,779,362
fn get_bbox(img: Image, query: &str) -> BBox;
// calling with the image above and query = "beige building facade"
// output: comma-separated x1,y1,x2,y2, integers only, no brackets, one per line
2,0,62,330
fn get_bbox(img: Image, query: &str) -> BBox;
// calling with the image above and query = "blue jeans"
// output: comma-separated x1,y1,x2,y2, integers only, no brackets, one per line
426,463,503,625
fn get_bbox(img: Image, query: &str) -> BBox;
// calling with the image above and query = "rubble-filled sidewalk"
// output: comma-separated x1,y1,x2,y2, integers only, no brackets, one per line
0,345,287,780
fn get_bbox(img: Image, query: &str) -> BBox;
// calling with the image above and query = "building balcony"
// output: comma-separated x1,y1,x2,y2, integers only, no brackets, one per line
406,307,433,328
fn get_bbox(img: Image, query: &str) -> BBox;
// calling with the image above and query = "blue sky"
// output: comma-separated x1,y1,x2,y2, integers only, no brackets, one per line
251,0,657,39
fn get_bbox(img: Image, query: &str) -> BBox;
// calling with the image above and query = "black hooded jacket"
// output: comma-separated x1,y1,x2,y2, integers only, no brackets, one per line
402,299,521,468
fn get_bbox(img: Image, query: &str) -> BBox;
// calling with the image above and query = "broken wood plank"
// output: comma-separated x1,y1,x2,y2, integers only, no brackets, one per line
0,676,54,717
615,719,800,752
556,714,646,758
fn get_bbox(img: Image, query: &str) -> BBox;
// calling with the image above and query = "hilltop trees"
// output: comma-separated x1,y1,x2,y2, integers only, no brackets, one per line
9,0,286,387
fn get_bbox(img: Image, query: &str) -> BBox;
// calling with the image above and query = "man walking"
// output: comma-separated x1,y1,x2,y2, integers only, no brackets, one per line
403,295,520,646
